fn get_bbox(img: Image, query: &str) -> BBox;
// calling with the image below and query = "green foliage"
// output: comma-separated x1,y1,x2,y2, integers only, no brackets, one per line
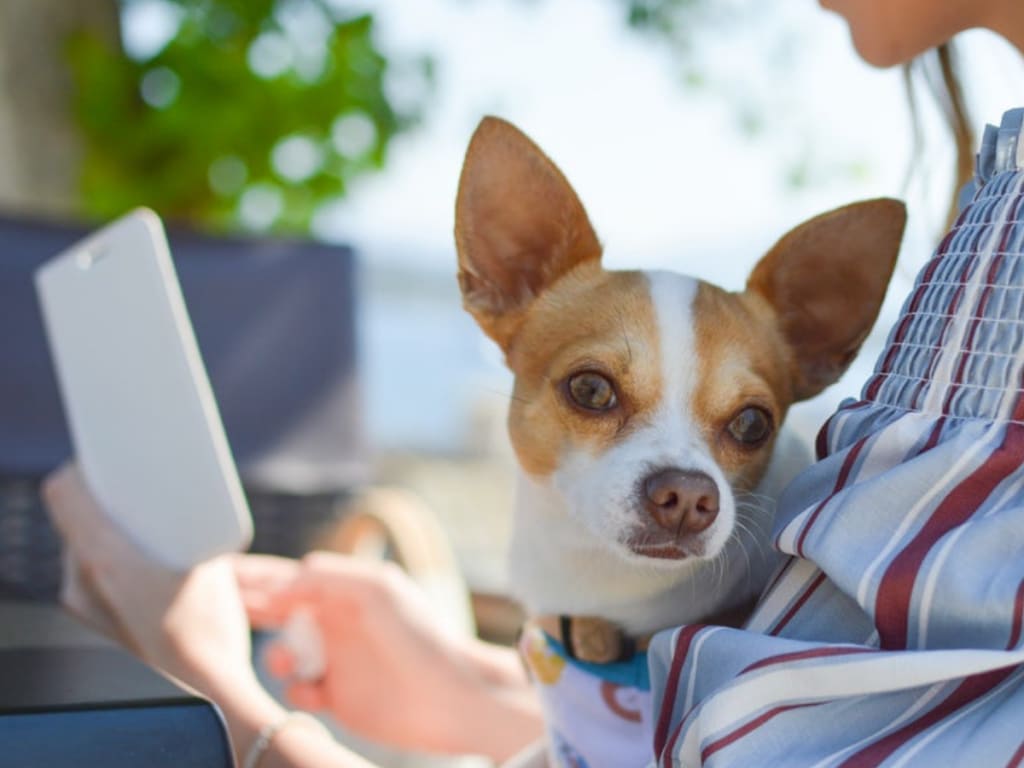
68,0,432,233
623,0,709,49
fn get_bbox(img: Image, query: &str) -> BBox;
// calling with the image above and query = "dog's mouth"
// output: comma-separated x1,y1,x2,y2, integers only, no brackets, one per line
624,532,707,561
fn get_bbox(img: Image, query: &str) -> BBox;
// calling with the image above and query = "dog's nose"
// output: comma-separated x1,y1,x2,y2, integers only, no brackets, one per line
642,469,719,535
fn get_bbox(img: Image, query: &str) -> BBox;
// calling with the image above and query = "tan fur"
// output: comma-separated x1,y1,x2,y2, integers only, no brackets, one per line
690,283,795,493
504,265,661,477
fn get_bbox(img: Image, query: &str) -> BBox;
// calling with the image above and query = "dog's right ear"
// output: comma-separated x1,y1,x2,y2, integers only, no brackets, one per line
455,117,602,351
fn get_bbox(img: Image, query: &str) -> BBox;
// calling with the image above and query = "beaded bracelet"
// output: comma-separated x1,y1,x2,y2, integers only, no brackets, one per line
243,711,329,768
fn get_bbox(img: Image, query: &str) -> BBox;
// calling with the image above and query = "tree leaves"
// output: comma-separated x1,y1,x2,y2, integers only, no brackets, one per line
68,0,433,233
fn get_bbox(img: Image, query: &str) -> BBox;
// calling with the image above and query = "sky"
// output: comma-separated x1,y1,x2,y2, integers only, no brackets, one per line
314,0,1023,283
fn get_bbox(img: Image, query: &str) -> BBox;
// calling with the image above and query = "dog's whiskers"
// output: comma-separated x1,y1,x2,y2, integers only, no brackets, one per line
733,507,771,560
705,540,728,596
736,490,776,509
730,519,758,588
481,386,531,405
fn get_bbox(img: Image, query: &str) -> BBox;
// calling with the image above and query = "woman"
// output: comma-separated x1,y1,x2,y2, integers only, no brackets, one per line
46,2,1024,766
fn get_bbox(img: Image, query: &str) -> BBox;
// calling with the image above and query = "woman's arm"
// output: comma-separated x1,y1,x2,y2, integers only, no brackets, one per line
43,464,541,765
45,464,379,767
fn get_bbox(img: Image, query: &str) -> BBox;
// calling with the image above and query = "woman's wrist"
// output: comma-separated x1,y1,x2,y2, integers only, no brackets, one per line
242,711,332,768
201,673,374,768
260,713,375,768
441,637,543,761
224,692,289,763
189,667,288,763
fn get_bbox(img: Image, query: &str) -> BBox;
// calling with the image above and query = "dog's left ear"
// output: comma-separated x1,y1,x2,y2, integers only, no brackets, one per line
747,198,907,401
455,116,602,351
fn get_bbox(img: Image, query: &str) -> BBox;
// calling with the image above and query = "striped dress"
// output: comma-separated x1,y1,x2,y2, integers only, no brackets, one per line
648,108,1024,768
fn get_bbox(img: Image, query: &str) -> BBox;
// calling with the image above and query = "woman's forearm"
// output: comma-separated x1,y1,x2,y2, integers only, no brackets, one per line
205,639,539,767
438,637,544,761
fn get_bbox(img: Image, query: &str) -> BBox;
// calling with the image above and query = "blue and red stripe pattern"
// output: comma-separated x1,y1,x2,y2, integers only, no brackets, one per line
648,108,1024,767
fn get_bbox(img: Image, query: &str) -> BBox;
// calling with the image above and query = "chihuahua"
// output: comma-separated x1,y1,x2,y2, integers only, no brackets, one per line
455,117,905,767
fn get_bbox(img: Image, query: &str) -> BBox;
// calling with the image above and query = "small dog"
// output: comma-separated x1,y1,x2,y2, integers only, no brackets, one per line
455,117,905,767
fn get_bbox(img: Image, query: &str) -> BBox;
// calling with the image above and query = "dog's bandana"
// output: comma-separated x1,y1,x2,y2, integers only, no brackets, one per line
519,622,653,768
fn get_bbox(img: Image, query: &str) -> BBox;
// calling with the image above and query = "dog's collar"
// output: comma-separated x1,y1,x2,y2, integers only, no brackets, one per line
532,615,651,664
531,599,757,665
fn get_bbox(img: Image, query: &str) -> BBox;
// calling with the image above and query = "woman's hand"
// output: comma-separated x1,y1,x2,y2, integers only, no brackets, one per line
42,463,286,760
42,462,541,763
44,464,253,689
236,551,543,761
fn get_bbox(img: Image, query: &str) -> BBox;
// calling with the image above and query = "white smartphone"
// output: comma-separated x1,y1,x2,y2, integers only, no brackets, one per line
35,209,252,570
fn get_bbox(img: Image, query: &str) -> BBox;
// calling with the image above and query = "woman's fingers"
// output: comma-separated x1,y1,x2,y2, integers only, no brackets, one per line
234,554,305,628
285,680,327,712
44,464,140,641
238,575,323,630
236,552,380,629
264,640,297,679
43,463,97,544
60,549,125,642
233,553,302,590
43,462,149,574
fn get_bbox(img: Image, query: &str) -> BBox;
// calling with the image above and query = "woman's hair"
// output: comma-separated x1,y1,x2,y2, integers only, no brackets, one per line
904,42,975,228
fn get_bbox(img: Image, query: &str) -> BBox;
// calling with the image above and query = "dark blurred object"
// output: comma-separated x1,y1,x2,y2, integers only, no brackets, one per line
0,596,233,766
0,211,368,598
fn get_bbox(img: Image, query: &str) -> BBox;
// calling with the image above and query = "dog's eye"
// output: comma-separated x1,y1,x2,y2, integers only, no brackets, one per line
726,407,772,446
566,372,617,411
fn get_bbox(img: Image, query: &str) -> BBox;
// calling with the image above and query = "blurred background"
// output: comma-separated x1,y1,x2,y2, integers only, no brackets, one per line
1,0,1023,762
5,0,1024,455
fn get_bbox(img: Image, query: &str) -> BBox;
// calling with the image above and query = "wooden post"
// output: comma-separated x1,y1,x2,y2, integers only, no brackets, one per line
0,0,120,217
